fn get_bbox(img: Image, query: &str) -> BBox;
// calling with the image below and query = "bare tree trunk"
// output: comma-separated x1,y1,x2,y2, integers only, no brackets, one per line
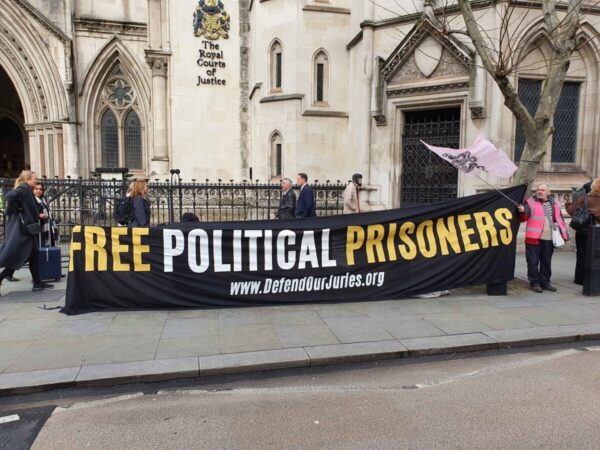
457,0,582,189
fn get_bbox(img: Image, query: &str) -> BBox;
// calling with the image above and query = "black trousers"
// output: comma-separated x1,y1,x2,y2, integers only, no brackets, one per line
0,245,41,285
526,240,554,288
574,231,587,285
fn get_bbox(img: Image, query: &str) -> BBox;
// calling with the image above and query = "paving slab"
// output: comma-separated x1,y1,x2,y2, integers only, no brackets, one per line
219,324,283,354
305,340,407,366
161,317,219,339
77,357,199,387
322,315,393,343
0,289,66,304
485,323,600,347
199,348,309,375
155,336,220,359
275,324,339,348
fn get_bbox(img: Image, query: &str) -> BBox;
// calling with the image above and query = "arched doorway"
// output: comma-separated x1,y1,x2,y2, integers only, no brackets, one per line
0,65,26,177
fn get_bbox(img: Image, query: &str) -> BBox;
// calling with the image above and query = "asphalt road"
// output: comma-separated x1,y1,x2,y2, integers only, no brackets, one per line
2,343,600,449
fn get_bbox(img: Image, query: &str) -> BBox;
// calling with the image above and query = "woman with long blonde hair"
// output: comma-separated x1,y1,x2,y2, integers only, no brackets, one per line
129,179,150,227
0,170,53,293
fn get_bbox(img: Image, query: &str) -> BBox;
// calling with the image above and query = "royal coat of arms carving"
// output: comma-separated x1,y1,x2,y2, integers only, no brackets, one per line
193,0,230,40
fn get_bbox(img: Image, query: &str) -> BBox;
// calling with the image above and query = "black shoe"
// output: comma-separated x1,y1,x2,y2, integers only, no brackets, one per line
542,284,557,292
6,276,19,282
32,285,45,292
574,280,583,286
530,285,543,293
39,282,54,289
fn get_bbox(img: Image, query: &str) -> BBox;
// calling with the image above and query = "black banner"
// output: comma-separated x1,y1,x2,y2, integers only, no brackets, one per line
63,185,526,314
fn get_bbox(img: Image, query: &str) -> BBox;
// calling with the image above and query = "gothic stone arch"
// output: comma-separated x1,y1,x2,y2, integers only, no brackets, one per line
79,36,151,175
0,1,70,177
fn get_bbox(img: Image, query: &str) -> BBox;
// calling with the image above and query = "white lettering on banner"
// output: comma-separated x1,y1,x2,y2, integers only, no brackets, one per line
162,228,337,273
245,230,262,271
264,230,273,271
213,230,231,272
298,231,319,269
233,230,242,272
188,229,210,273
163,229,185,272
277,230,296,270
321,229,337,268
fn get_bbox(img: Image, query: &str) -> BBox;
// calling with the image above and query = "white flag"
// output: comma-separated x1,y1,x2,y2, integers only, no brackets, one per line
421,134,518,179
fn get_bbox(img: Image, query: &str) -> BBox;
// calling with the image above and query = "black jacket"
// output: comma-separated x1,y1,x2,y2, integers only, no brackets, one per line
296,185,316,218
277,189,296,219
0,184,39,269
130,196,151,227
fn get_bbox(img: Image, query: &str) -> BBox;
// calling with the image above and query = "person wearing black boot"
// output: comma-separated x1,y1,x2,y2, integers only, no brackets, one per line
0,170,53,294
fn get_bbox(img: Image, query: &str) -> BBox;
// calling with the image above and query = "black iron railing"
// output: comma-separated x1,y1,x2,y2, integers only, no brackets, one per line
0,177,346,255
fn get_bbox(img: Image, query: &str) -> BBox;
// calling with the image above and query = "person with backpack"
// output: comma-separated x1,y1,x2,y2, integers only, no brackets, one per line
129,180,151,227
566,178,600,285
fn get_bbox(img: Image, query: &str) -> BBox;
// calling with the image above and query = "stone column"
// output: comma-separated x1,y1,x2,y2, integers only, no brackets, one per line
146,52,171,176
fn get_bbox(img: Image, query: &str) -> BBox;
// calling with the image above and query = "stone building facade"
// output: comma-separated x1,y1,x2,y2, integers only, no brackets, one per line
0,0,598,208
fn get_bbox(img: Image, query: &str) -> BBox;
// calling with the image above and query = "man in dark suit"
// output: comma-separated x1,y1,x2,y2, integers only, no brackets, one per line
295,172,316,218
277,177,296,219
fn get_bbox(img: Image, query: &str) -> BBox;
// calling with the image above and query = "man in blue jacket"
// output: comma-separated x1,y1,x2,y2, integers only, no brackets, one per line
295,172,316,218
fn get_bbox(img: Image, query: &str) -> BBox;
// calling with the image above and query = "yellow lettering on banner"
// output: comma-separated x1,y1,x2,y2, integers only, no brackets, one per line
85,227,107,271
387,223,398,261
457,214,480,252
366,224,386,263
398,221,417,260
132,228,151,271
69,225,82,272
474,212,499,248
111,227,130,271
416,220,437,258
495,208,514,245
346,226,365,265
436,217,461,255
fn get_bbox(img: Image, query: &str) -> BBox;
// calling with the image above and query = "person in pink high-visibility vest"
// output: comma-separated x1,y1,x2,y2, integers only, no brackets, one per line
517,184,569,293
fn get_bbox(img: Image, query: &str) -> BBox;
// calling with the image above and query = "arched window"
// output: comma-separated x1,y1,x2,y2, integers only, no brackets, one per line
101,109,119,168
98,74,144,171
124,110,142,169
313,50,329,105
270,40,283,92
270,132,283,179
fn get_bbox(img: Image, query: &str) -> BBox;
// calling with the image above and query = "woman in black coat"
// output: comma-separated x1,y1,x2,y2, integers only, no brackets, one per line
0,171,51,293
129,180,151,227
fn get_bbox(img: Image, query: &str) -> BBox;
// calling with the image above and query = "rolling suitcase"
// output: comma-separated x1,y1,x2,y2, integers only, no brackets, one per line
38,228,62,282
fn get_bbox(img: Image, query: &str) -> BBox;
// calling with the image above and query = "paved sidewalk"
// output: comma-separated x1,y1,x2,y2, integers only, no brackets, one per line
1,250,599,395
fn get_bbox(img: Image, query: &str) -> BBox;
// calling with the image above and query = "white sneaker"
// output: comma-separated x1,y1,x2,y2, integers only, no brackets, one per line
440,290,451,296
415,291,442,299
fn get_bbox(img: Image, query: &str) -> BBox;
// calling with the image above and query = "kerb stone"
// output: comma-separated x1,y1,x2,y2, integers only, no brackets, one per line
199,348,310,376
76,358,199,387
305,340,407,366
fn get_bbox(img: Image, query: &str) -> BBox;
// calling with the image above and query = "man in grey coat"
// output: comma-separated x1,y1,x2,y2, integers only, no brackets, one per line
277,178,296,219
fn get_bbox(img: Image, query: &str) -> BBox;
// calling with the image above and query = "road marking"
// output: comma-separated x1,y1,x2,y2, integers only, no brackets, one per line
54,393,144,413
584,346,600,352
0,414,20,424
412,349,579,389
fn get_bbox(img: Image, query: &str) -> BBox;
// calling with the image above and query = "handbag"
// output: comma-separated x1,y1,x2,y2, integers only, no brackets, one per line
19,213,41,235
569,195,592,232
552,227,565,248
